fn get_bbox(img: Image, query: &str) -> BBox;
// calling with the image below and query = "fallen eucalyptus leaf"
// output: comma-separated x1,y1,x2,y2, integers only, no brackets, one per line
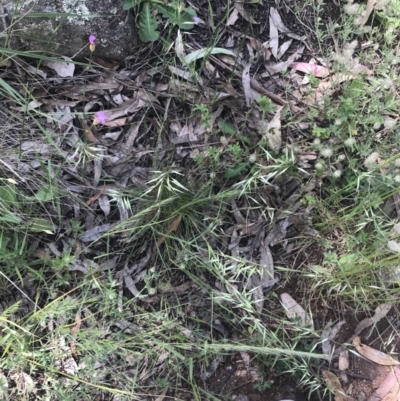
45,56,75,78
353,336,400,366
269,15,279,59
261,105,283,152
280,292,314,329
321,370,347,401
270,8,306,41
184,47,236,64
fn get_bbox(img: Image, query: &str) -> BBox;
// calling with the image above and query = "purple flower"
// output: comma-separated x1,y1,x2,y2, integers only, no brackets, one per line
89,35,96,51
94,111,108,125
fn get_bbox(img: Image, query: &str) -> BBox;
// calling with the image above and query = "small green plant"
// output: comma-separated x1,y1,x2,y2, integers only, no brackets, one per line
312,125,329,138
254,377,272,392
123,0,197,42
193,103,212,131
256,96,275,114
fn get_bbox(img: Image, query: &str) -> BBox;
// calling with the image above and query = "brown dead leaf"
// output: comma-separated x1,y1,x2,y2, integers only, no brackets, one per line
33,249,50,260
74,240,82,257
333,303,393,358
153,215,182,251
92,57,119,70
247,36,262,51
70,313,82,359
367,365,400,401
41,98,80,107
353,336,400,366
85,128,99,143
86,184,105,206
322,370,347,401
103,117,127,127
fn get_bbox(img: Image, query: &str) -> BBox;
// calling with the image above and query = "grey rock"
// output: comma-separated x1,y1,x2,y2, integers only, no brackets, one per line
2,0,138,60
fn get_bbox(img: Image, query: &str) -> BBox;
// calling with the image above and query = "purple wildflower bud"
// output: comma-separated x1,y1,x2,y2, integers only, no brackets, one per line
94,111,108,125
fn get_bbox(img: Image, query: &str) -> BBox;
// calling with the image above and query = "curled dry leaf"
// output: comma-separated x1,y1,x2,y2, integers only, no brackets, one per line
322,370,347,401
45,56,75,77
353,336,400,366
